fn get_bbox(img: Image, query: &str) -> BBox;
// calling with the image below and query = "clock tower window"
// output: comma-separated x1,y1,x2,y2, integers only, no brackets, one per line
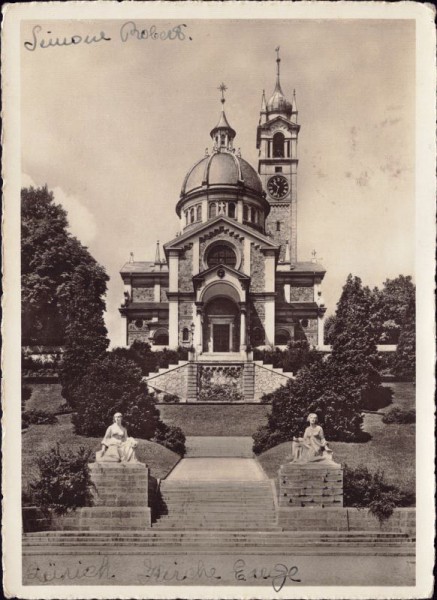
273,132,285,158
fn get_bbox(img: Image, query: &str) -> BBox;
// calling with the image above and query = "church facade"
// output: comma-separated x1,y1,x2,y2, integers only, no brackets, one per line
120,55,327,355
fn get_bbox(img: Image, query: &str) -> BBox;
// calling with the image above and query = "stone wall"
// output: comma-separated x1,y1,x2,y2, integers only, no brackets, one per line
278,507,415,534
133,284,154,302
178,301,193,344
127,319,150,344
289,286,313,302
254,363,289,402
178,244,193,292
146,364,189,400
250,245,265,292
295,317,319,347
250,300,265,345
265,204,291,262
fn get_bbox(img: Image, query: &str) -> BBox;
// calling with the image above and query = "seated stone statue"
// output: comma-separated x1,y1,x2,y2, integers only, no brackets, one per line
96,412,140,463
290,413,335,464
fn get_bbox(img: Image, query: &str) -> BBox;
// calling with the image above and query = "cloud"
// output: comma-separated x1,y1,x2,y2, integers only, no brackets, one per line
21,174,97,245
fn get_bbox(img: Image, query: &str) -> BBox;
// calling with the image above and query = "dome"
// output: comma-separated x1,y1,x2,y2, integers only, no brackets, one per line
181,151,263,197
267,83,293,116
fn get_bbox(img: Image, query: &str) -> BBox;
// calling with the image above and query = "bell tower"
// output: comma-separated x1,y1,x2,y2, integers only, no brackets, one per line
257,48,300,263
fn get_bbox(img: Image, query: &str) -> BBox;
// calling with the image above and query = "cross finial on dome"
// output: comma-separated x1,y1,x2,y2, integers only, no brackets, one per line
211,83,236,150
218,82,227,106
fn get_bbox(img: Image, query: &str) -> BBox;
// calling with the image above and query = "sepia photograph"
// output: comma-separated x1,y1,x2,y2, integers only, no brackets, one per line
2,2,435,598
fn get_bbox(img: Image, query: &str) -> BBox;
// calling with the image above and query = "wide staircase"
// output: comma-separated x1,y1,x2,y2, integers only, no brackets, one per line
23,530,415,554
153,480,277,530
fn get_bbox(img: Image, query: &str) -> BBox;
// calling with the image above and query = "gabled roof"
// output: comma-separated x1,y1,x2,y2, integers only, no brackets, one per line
257,114,300,131
120,262,168,274
164,215,279,253
192,262,251,283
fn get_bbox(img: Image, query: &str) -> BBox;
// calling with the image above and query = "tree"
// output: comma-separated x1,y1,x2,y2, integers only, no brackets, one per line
71,352,186,454
71,353,161,438
393,295,415,380
373,275,415,344
253,358,367,454
21,186,108,352
323,314,337,345
58,263,109,407
253,274,391,454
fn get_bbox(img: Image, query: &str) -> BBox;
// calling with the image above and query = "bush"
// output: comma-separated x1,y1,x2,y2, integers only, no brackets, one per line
22,409,58,428
111,341,189,376
30,444,94,515
343,463,415,522
361,385,393,411
162,393,180,404
382,407,416,424
253,359,367,454
153,422,186,456
71,353,160,439
253,341,320,374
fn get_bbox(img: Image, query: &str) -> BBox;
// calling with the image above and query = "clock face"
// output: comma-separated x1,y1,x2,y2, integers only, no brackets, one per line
267,175,289,199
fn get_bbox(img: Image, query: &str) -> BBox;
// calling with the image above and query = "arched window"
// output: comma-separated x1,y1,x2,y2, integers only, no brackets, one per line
273,132,285,158
190,207,195,223
250,207,255,222
243,205,249,221
209,202,217,218
197,205,202,221
206,244,237,268
275,329,290,345
182,327,189,342
185,211,188,226
154,329,169,345
228,202,236,218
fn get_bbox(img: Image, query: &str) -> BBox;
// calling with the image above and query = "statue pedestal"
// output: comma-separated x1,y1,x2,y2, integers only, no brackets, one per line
278,461,343,508
78,463,151,530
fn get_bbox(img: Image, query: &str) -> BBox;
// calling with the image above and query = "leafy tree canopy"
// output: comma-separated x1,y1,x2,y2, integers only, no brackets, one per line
21,186,109,346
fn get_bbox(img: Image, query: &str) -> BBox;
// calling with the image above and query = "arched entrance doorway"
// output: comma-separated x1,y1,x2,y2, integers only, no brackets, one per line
203,296,239,352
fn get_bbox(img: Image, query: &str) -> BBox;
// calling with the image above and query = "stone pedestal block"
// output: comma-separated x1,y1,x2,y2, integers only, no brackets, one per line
278,462,343,508
78,462,151,530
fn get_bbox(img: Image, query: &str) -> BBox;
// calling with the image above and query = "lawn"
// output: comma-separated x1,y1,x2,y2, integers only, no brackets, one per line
22,414,181,494
158,404,271,436
257,381,415,496
26,383,65,413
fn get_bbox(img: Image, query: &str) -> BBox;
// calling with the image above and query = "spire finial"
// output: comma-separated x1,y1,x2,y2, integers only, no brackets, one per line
218,82,227,108
155,240,161,265
275,46,281,79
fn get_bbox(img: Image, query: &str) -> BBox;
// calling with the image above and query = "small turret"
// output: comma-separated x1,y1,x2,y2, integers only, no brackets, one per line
210,83,236,151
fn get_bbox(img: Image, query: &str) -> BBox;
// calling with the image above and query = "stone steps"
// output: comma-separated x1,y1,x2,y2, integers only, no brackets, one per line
23,530,415,549
155,479,277,530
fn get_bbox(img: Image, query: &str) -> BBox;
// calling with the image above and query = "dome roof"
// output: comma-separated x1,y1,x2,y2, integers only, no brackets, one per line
266,52,293,117
181,150,263,197
267,82,293,116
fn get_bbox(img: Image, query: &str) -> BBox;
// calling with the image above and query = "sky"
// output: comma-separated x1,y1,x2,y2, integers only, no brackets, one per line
21,18,415,347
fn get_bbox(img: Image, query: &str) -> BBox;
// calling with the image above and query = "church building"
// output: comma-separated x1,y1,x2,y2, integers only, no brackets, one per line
120,53,327,357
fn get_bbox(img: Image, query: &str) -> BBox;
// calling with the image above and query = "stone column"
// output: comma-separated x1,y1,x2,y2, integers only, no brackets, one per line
194,302,203,354
239,303,247,351
168,251,179,348
317,312,325,348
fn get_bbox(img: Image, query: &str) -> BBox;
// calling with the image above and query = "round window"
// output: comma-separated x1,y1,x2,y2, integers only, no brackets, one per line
206,244,237,268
